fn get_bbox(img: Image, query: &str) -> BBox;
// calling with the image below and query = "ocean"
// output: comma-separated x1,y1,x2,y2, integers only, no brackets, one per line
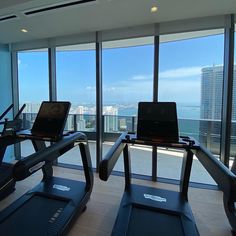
118,104,200,119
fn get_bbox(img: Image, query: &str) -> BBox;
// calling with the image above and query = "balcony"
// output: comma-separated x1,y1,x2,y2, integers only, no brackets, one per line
20,113,236,186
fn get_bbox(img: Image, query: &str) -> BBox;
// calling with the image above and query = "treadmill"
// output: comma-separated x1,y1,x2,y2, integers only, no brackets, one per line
0,131,93,236
99,133,199,236
99,133,236,235
99,102,236,235
0,104,26,200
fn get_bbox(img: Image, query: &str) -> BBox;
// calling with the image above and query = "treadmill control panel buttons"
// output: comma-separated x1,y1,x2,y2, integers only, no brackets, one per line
144,194,167,202
53,184,70,191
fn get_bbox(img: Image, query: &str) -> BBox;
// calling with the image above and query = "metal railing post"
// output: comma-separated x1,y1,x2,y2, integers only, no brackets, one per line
132,116,135,132
73,114,77,131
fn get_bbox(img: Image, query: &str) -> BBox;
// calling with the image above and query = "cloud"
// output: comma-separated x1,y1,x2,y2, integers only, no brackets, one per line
103,86,116,92
128,67,202,83
103,67,203,103
131,74,152,81
160,66,202,79
86,86,95,90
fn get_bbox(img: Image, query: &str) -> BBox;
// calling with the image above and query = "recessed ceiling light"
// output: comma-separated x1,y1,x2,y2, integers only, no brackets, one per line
21,28,28,33
151,6,158,13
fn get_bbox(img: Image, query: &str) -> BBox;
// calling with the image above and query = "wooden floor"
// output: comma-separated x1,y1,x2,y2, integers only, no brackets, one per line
0,166,233,236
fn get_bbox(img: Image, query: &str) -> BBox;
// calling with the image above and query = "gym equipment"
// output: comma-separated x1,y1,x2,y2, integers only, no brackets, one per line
99,132,236,235
0,131,93,236
0,104,25,199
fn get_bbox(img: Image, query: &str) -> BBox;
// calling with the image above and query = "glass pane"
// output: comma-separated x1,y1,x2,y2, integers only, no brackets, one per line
0,47,14,163
18,49,49,157
56,44,96,168
102,37,154,176
158,30,224,184
230,25,236,170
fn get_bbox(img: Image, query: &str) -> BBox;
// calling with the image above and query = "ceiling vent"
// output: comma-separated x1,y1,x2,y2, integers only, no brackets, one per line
24,0,96,16
0,14,17,22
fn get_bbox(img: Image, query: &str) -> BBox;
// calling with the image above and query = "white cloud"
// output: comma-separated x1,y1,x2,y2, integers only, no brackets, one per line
160,66,202,79
103,86,116,92
86,86,95,90
131,74,152,81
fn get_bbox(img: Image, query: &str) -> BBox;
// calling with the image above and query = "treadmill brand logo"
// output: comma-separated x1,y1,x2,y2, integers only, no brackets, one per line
29,161,45,173
53,184,70,191
144,194,167,202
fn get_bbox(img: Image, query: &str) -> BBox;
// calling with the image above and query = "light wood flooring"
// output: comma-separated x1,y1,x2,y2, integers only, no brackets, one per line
0,166,233,236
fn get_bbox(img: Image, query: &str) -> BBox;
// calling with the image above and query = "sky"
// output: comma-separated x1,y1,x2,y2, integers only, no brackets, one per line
18,33,225,106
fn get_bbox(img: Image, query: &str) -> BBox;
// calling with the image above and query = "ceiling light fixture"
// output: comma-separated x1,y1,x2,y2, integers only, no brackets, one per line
151,6,158,13
21,28,28,33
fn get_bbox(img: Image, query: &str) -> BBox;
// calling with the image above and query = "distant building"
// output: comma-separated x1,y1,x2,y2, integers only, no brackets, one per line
21,102,41,128
77,119,86,131
65,115,74,130
103,106,118,132
75,106,84,114
200,65,236,120
200,65,236,152
24,102,41,114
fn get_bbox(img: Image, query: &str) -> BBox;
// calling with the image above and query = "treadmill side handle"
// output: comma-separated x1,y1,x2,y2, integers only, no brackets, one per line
99,133,127,181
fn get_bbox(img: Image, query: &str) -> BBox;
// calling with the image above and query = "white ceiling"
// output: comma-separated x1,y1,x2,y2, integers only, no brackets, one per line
0,0,235,44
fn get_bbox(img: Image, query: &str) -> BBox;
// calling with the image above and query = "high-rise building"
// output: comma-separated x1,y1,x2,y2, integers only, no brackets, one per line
200,65,236,120
103,106,118,132
200,65,236,152
24,102,41,114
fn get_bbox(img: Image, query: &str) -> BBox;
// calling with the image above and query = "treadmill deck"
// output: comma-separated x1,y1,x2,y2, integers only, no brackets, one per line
0,177,88,236
112,184,199,236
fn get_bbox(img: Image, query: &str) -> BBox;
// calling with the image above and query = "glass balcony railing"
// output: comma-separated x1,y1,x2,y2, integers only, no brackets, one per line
20,113,236,156
19,112,232,185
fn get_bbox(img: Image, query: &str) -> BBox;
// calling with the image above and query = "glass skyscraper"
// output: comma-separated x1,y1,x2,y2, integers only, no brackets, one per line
201,65,236,120
200,65,236,155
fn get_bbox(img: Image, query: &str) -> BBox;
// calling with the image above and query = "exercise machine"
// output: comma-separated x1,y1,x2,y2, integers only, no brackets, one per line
0,104,25,199
99,132,236,235
0,131,93,236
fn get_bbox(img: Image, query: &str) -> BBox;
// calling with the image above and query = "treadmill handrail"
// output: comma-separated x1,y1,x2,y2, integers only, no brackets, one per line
0,104,13,121
99,133,127,181
14,104,26,120
193,145,236,200
13,132,88,181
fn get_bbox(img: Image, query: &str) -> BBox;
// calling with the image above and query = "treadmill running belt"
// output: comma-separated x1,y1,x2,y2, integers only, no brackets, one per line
0,195,68,236
127,206,184,236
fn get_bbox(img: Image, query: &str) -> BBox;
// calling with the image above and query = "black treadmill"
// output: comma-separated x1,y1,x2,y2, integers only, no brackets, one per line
0,104,26,200
99,133,199,236
99,132,236,235
0,131,93,236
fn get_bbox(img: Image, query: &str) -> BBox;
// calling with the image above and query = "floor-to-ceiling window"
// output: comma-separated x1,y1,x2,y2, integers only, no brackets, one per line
0,46,14,162
56,44,96,167
13,21,234,185
158,30,224,184
102,37,154,175
18,49,49,157
230,24,236,170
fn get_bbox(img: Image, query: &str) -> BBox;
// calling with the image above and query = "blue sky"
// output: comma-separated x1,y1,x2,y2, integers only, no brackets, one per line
18,34,224,105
